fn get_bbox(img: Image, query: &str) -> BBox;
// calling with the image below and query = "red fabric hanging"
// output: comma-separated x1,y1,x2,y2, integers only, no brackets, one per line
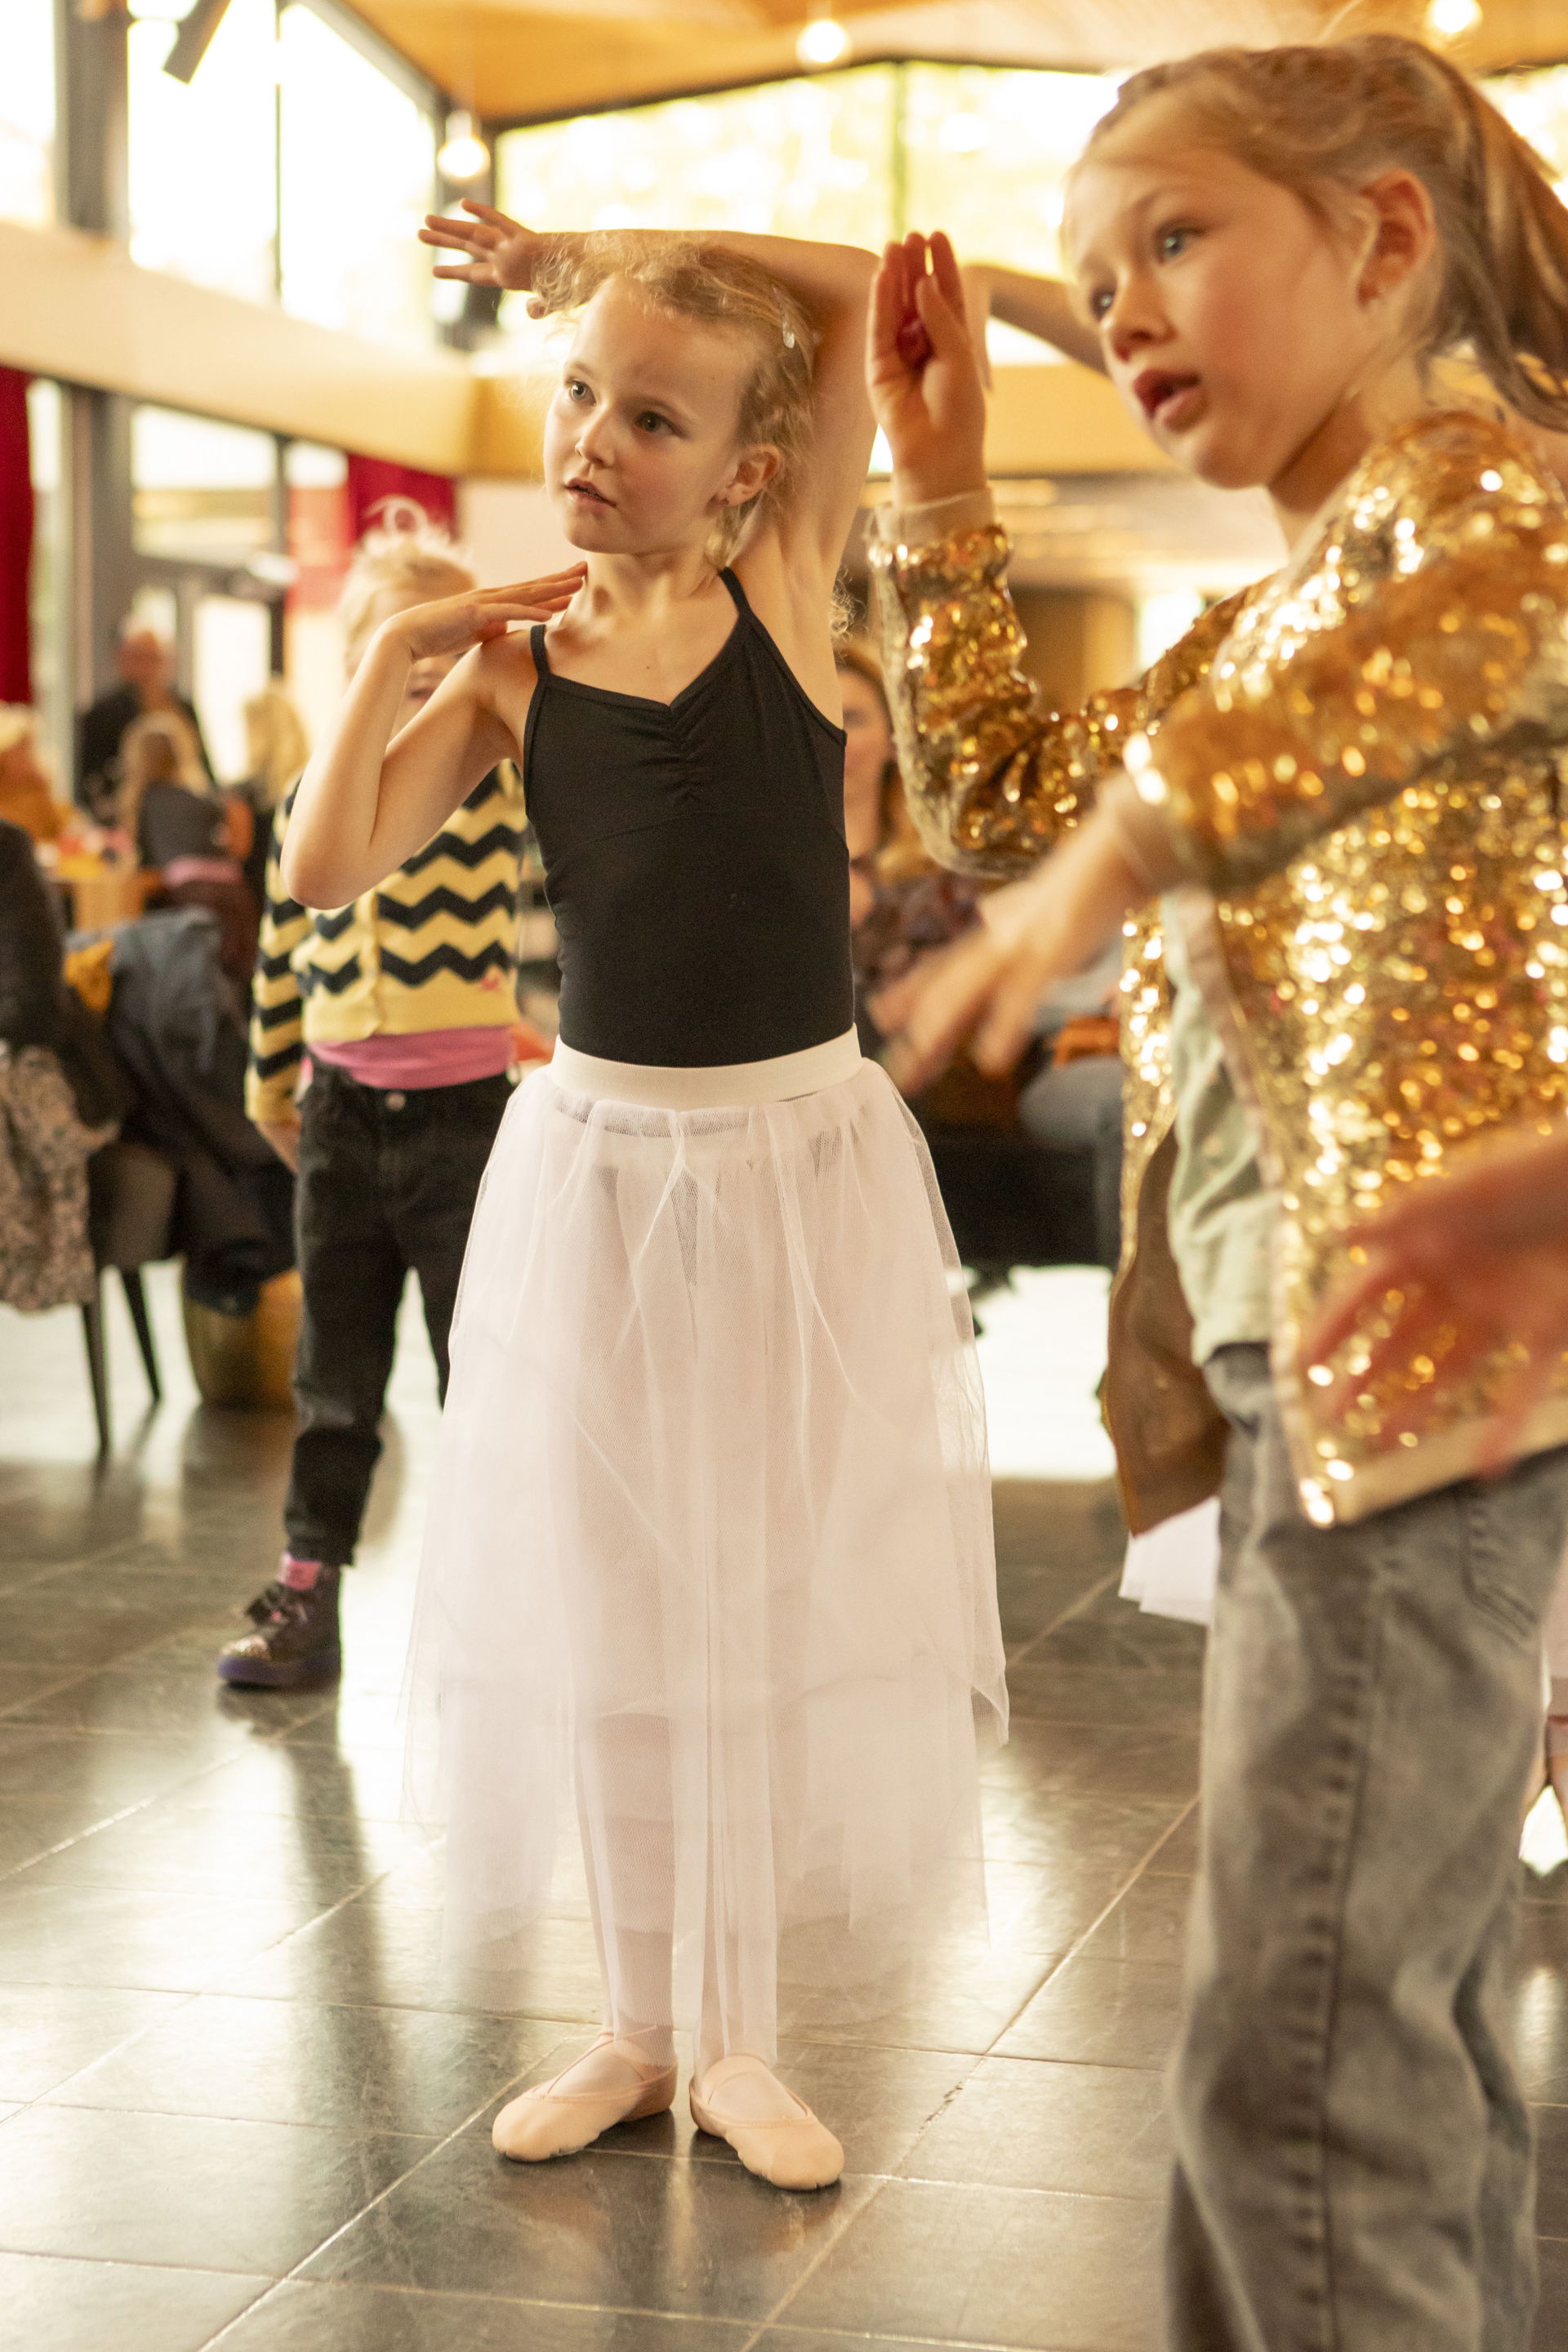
0,368,34,707
345,454,457,546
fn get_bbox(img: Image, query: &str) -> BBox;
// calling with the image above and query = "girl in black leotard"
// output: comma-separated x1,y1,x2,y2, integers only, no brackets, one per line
279,211,1006,2192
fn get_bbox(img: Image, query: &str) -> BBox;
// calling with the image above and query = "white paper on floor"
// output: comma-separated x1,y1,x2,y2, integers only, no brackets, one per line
972,1263,1116,1481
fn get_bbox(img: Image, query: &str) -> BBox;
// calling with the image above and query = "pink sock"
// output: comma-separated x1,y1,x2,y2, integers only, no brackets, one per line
280,1554,323,1592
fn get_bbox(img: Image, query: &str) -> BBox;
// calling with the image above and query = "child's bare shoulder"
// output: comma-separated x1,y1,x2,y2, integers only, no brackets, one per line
470,629,544,720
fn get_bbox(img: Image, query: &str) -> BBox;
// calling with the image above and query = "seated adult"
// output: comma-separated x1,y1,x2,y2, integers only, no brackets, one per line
77,623,212,824
0,706,69,844
120,712,257,986
0,821,118,1312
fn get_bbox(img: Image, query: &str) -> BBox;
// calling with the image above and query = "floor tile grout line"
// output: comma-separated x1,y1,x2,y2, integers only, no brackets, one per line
750,2167,899,2341
194,2030,597,2341
970,1792,1201,2062
1002,1569,1122,1674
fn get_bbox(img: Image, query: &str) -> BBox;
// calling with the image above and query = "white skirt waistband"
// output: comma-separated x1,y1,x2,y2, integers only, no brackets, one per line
550,1028,862,1111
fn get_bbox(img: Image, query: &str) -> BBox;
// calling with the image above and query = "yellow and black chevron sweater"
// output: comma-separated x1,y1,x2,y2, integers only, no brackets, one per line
246,764,528,1125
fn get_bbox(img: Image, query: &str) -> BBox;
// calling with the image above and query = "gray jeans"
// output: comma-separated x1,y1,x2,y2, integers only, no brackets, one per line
1170,1342,1568,2352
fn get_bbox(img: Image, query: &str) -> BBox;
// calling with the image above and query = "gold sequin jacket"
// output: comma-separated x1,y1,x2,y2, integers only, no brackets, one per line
871,412,1568,1530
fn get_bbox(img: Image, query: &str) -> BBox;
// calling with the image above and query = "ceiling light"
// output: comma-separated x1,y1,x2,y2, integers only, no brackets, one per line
796,14,851,69
439,110,490,185
1425,0,1481,38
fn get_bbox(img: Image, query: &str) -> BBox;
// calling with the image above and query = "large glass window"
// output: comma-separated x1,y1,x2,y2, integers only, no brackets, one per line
1486,69,1568,187
278,3,437,349
1,0,55,228
496,63,1117,367
127,0,279,305
498,68,898,255
131,406,279,569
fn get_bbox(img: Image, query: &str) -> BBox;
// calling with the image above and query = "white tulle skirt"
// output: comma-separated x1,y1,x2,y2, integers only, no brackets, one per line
403,1038,1006,2059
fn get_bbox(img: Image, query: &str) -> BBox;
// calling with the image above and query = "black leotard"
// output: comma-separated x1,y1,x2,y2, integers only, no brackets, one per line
523,569,853,1068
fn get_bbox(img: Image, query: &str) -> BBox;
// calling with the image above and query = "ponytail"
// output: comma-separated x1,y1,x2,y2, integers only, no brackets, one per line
1079,34,1568,430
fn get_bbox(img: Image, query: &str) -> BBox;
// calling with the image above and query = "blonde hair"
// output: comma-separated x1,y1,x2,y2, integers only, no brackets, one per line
0,705,37,763
1075,33,1568,431
118,708,210,842
528,236,819,566
243,679,310,808
339,499,475,669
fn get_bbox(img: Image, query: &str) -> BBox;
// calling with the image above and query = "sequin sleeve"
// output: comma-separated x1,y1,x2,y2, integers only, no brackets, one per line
1138,413,1568,890
867,505,1250,880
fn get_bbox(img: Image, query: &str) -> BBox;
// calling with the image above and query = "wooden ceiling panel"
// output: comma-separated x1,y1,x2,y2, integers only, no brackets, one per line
342,0,1568,126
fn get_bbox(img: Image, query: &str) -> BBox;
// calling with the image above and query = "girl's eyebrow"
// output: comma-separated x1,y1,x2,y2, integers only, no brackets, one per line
1070,176,1216,274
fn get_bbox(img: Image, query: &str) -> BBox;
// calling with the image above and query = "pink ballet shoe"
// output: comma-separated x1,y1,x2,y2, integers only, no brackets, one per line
690,2055,844,2190
492,2034,676,2162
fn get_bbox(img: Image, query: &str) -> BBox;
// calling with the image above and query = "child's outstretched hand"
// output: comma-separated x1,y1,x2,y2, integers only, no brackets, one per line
1303,1125,1568,1472
421,201,546,295
381,570,586,662
884,808,1145,1093
866,230,987,506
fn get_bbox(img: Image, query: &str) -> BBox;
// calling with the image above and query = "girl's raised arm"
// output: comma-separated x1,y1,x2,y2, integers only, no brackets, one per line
281,569,581,909
960,262,1107,375
422,205,879,581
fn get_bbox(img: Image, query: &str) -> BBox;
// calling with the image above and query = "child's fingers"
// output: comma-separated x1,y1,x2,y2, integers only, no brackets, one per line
972,952,1054,1075
1299,1257,1392,1370
868,248,907,361
929,230,967,316
914,268,976,362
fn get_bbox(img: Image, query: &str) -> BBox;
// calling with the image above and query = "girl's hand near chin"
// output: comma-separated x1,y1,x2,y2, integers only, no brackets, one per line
884,811,1144,1094
381,572,586,663
866,230,988,508
420,201,549,293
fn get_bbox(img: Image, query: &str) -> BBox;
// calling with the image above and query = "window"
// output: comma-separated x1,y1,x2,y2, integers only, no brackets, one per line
127,0,279,305
1,0,55,228
1485,68,1568,189
497,62,1118,367
131,406,279,569
278,2,437,349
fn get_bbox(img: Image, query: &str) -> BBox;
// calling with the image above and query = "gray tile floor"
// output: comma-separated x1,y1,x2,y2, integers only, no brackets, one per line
0,1267,1564,2350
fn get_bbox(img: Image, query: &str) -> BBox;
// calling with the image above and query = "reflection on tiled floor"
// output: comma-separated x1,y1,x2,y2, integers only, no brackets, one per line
0,1267,1564,2350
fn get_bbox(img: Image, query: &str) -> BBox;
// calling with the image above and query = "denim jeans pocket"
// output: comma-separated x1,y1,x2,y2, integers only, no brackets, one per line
1460,1457,1564,1647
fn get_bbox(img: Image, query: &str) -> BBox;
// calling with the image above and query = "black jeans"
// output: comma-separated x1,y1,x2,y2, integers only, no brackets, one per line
283,1062,510,1566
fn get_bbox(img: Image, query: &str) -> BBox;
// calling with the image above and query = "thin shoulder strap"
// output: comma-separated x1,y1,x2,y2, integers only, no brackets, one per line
718,568,751,617
521,625,551,791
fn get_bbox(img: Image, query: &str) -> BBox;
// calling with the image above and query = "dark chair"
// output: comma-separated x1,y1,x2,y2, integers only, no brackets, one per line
82,1138,178,1453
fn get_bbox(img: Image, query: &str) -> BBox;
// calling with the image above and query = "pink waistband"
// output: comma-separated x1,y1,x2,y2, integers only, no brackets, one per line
310,1027,516,1091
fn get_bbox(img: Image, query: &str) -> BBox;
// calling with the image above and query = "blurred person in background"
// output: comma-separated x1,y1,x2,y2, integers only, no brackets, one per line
216,506,531,1690
0,706,68,845
78,621,212,824
234,681,310,913
119,711,257,987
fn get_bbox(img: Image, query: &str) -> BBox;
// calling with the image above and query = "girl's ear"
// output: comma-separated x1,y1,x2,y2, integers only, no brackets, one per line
720,443,783,509
1356,168,1438,310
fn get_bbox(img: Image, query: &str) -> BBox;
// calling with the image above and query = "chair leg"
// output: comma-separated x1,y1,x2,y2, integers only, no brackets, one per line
81,1285,110,1455
119,1267,163,1402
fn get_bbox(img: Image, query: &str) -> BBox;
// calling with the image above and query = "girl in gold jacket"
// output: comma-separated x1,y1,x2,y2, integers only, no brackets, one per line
870,33,1568,2352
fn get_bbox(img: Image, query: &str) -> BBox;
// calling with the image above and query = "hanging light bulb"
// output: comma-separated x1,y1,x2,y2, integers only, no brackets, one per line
439,110,491,184
796,11,851,69
1424,0,1481,38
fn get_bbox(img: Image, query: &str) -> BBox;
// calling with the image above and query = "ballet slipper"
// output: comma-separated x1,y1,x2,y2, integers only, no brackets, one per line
492,2033,676,2162
690,2054,844,2190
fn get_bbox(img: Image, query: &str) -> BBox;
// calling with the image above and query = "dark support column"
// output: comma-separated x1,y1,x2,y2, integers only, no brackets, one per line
68,390,136,718
58,0,128,241
58,1,135,775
